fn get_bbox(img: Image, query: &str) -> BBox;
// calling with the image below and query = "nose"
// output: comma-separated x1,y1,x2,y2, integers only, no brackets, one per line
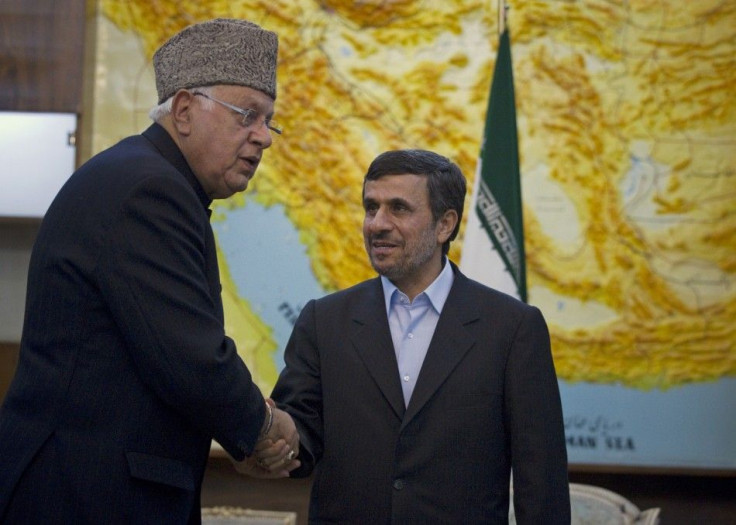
248,123,273,149
367,206,393,233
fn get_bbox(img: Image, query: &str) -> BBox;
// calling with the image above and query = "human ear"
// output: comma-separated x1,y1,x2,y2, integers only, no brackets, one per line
437,209,459,243
170,90,195,135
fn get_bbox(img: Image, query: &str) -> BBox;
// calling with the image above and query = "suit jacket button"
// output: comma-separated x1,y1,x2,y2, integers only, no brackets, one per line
392,479,404,490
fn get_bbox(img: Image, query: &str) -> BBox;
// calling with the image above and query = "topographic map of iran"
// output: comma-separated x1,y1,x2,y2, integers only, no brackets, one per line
90,0,734,427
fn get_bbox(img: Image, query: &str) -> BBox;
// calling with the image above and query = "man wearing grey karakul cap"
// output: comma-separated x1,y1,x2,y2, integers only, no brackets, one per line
0,18,298,524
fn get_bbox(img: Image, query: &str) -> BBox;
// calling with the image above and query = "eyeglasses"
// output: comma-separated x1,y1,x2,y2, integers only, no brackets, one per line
193,92,282,135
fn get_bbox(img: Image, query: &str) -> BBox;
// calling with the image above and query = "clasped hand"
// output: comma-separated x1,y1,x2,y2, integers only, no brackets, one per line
231,399,300,478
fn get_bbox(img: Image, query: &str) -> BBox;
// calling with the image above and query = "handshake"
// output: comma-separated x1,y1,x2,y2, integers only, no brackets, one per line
230,398,301,478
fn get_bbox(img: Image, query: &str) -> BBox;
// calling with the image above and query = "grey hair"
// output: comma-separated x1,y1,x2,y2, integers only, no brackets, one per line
148,85,216,123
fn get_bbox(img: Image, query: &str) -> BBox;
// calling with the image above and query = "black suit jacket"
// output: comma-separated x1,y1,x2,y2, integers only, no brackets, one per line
0,124,265,523
272,263,570,524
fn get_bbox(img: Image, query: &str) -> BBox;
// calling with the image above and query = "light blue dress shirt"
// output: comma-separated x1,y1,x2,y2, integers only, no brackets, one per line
381,258,455,406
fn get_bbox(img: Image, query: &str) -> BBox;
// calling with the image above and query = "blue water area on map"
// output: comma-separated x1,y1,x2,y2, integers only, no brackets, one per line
560,377,736,470
212,198,327,371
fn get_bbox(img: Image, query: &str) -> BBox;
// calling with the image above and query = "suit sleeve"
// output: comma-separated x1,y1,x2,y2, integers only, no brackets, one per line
97,174,265,459
505,305,571,523
270,299,324,477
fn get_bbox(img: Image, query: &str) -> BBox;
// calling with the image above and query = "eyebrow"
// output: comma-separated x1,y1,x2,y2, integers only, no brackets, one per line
363,197,413,208
237,97,274,119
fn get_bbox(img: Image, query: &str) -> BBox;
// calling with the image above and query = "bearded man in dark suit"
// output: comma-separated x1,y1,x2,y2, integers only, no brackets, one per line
268,149,570,524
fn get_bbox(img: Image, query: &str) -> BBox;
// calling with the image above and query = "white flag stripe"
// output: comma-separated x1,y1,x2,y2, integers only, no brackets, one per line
477,180,522,284
460,159,520,299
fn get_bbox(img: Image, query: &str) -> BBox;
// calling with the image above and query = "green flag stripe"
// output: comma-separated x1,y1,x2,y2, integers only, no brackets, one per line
474,28,527,301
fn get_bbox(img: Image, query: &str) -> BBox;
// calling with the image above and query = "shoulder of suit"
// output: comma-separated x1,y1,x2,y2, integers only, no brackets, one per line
451,270,535,312
81,134,172,176
78,135,189,191
314,277,380,306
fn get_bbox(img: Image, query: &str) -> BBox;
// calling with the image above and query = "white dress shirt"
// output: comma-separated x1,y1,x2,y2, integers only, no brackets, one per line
381,258,455,406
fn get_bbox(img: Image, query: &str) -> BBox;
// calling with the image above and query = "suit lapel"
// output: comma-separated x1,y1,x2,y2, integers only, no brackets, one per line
403,267,479,426
349,279,406,420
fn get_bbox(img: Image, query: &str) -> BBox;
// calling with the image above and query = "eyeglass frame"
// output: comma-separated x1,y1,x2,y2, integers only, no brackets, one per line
192,91,282,135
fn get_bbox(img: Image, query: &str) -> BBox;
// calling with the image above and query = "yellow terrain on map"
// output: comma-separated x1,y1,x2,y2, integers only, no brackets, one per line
95,0,735,390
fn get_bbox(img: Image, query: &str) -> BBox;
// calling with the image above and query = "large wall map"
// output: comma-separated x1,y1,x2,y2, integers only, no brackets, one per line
91,0,735,470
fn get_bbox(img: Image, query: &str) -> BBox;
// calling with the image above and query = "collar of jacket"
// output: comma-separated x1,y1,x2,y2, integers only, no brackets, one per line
142,123,213,214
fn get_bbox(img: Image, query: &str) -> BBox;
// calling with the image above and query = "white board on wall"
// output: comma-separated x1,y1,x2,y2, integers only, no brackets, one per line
0,111,77,218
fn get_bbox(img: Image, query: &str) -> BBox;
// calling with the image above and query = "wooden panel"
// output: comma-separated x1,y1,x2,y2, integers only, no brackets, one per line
0,342,19,402
0,0,87,112
200,458,736,525
202,458,311,525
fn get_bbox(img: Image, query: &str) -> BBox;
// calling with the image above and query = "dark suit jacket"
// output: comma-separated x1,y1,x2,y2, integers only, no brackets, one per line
272,263,570,524
0,124,265,524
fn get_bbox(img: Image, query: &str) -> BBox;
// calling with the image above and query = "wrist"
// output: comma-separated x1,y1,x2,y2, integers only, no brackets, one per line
259,400,274,439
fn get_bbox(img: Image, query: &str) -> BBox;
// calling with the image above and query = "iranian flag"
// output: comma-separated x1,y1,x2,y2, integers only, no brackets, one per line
460,27,527,302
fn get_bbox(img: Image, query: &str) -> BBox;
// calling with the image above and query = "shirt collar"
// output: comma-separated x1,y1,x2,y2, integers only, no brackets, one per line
381,257,455,316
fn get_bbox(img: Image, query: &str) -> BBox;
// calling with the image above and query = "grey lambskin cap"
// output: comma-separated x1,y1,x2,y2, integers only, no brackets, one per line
153,18,278,103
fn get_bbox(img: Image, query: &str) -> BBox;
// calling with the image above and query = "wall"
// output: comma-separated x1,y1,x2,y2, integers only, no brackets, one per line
0,226,36,395
0,0,87,112
0,223,35,342
0,1,733,522
0,0,88,393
